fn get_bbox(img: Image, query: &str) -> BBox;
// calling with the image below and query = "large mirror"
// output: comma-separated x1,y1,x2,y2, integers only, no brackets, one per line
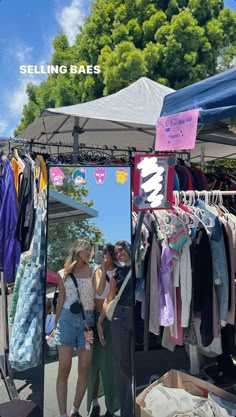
45,165,134,417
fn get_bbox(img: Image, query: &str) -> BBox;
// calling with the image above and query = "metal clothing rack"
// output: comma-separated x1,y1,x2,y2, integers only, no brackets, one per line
135,189,236,375
173,190,236,197
0,140,190,399
173,189,236,375
0,270,18,399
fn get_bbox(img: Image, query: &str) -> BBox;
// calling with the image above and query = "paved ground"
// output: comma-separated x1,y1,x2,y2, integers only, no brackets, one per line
0,289,192,417
44,353,107,417
0,290,107,417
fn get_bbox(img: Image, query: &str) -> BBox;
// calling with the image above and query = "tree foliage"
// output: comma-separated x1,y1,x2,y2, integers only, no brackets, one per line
47,167,104,271
15,0,236,135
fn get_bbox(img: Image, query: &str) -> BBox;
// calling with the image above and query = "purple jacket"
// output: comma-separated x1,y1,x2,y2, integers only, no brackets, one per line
0,160,21,282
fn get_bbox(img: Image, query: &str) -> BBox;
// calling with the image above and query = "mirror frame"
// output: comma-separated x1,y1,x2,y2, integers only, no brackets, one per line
43,160,135,417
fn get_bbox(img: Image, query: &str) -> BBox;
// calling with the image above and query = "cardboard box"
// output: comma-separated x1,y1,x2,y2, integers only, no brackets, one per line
136,369,236,417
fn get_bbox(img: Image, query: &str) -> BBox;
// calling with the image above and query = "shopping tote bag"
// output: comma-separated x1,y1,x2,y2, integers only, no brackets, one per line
9,207,44,371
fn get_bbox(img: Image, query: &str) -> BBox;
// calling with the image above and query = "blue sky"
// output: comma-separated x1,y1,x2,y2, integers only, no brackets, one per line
0,0,90,138
50,166,132,244
0,0,235,140
85,167,131,244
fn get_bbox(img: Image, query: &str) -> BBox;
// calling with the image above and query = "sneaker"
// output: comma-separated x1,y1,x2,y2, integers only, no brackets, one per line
69,412,82,417
90,405,100,417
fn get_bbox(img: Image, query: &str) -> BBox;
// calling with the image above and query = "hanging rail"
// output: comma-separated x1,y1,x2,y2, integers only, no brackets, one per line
173,190,236,197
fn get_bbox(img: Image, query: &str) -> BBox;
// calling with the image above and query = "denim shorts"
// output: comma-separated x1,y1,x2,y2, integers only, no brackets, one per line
55,308,95,349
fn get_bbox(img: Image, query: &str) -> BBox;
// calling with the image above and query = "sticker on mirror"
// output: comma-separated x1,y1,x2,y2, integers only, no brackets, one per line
94,167,106,184
50,167,65,186
115,168,128,184
72,168,87,185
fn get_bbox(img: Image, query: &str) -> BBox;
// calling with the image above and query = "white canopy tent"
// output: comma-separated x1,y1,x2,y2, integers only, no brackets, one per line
19,76,236,162
19,77,173,153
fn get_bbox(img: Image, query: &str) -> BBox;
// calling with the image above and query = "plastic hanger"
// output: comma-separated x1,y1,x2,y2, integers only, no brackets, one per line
217,191,229,215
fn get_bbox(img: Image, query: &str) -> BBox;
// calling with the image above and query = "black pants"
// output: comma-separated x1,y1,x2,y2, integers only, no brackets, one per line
217,324,236,377
111,305,134,417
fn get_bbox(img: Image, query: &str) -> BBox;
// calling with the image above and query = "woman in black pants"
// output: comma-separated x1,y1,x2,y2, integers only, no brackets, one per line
97,240,134,417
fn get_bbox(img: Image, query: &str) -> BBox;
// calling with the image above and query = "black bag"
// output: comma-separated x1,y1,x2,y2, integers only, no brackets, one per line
52,287,59,310
69,274,85,319
70,300,82,314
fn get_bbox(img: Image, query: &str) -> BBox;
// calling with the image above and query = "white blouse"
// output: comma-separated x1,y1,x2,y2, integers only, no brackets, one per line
59,269,95,311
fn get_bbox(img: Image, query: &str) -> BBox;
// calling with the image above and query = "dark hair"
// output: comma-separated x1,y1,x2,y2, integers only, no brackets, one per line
103,243,117,264
115,240,131,256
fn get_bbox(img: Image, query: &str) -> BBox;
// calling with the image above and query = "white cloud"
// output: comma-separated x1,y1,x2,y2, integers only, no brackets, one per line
9,42,33,64
0,122,8,134
0,74,44,137
57,0,88,44
7,74,43,116
8,80,29,115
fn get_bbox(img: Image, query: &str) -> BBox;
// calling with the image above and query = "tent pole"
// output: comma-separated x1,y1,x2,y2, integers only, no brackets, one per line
200,145,205,168
73,117,80,163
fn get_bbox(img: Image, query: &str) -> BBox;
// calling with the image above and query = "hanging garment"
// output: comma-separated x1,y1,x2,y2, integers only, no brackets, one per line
191,226,214,347
169,287,183,346
223,221,235,325
144,212,161,336
221,222,231,311
170,268,178,339
183,305,198,346
11,156,24,197
179,239,192,328
8,242,33,325
0,159,21,283
9,207,44,371
168,215,189,268
15,160,36,252
8,256,27,325
159,240,174,327
195,199,229,326
36,155,47,192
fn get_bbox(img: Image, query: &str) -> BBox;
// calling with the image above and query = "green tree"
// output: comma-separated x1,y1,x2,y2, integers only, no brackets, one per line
15,0,236,135
47,167,104,271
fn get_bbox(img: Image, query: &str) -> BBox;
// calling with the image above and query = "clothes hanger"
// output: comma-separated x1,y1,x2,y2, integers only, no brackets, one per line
179,191,204,229
22,144,35,165
188,191,215,228
172,192,194,228
12,147,25,170
217,191,229,215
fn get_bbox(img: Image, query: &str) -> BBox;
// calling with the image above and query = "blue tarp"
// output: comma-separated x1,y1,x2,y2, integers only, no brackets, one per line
160,68,236,125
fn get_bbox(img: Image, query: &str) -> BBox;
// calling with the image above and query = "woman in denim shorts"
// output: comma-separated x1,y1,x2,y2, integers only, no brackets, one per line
50,239,106,417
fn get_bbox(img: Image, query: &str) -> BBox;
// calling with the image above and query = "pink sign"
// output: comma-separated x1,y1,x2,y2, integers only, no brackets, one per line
155,109,200,151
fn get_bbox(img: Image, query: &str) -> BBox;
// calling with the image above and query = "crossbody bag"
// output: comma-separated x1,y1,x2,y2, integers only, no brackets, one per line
70,273,94,350
106,269,131,321
70,273,86,318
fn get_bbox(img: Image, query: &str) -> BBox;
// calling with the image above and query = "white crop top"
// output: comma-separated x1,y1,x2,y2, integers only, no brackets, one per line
95,269,116,300
59,269,95,311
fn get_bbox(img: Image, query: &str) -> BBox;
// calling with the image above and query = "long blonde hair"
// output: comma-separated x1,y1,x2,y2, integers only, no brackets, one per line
64,239,91,278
